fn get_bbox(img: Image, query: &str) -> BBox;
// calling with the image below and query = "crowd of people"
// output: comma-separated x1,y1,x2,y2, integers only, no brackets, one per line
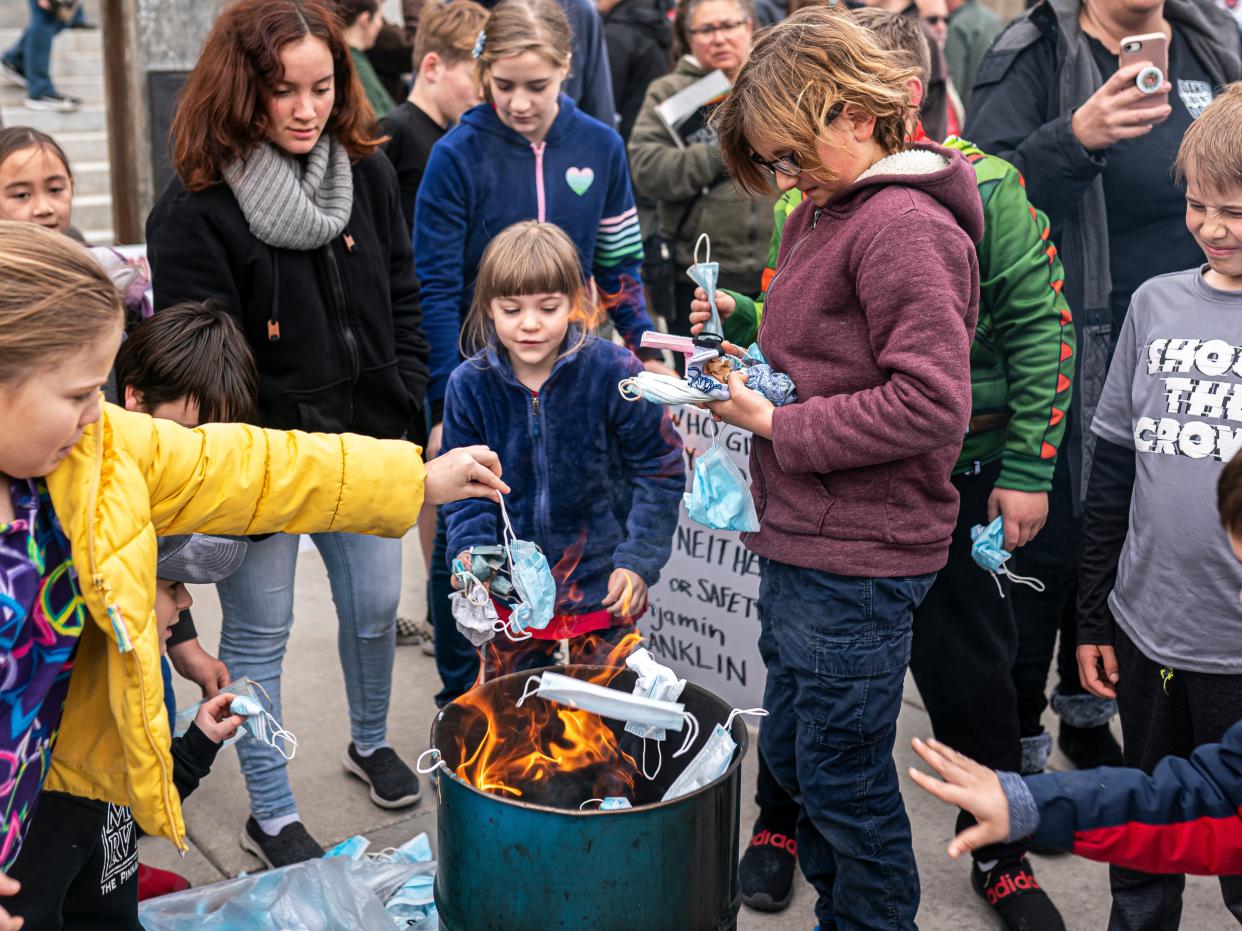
0,0,1240,927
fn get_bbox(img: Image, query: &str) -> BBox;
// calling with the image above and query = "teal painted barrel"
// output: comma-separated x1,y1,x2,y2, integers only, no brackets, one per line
428,665,747,931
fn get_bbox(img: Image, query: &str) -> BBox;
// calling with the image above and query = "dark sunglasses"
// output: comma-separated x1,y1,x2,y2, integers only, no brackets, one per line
750,103,843,177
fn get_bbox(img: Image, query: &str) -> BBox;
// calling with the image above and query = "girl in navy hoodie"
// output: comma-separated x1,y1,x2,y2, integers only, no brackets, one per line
415,0,656,434
441,221,683,677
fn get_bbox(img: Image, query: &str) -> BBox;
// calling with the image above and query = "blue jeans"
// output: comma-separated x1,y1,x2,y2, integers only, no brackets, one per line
756,557,935,931
2,0,80,98
430,513,478,707
217,532,402,819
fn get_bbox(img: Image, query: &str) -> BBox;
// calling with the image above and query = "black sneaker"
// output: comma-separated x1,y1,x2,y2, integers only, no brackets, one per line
343,743,422,809
240,817,324,869
972,858,1066,931
739,821,797,912
24,93,81,113
0,59,25,87
1058,722,1123,770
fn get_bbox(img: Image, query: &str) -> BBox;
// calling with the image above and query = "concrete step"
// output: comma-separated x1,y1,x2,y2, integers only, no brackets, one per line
70,189,109,230
0,73,103,105
0,26,103,54
44,127,107,163
0,101,105,132
79,226,114,246
70,156,109,195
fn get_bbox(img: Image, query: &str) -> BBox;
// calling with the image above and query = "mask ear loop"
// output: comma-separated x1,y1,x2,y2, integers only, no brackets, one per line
516,675,543,708
694,232,711,266
1000,565,1046,593
493,496,534,641
244,707,298,760
580,798,605,810
640,737,663,781
673,711,701,758
724,708,769,730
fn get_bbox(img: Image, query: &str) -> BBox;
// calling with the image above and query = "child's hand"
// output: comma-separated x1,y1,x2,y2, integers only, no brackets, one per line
425,445,510,505
1078,643,1120,699
602,569,647,617
193,693,245,745
0,872,22,930
706,371,775,438
907,737,1010,858
167,637,230,698
987,488,1048,551
688,288,736,336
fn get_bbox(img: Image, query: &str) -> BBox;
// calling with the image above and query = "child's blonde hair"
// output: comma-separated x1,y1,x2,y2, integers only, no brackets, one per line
1176,83,1242,197
475,0,572,103
0,221,122,384
463,220,593,358
415,0,490,68
713,5,918,197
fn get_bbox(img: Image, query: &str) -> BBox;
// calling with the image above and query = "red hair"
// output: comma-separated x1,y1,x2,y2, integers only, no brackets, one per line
170,0,380,192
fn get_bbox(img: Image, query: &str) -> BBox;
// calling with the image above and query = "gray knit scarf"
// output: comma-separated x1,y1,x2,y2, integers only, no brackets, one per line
223,136,353,250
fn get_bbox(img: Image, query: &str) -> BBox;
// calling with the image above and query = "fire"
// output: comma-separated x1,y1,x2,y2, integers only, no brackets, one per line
452,630,648,802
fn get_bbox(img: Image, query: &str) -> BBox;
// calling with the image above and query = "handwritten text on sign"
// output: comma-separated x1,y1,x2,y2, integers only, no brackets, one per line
645,406,766,710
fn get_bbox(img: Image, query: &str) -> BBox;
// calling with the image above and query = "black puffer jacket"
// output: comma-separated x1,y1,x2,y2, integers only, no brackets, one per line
604,0,672,141
147,153,429,443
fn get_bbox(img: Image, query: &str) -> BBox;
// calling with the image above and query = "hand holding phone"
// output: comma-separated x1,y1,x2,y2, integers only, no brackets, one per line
1071,53,1173,151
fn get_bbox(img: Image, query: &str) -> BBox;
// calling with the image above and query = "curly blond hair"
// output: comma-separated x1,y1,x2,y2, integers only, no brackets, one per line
713,5,918,197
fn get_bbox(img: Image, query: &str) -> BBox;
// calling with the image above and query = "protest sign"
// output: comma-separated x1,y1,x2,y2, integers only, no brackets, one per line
645,406,766,710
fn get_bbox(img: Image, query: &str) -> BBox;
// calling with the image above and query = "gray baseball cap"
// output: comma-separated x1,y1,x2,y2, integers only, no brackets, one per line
156,535,248,585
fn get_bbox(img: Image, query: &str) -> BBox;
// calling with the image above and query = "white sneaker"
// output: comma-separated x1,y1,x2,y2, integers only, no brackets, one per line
25,93,81,113
0,60,26,87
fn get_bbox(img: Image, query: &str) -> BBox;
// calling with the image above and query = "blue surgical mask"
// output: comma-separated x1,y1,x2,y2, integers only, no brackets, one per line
662,708,766,801
687,233,723,344
174,675,265,747
684,428,760,533
624,649,687,780
970,516,1046,598
323,835,370,860
580,796,634,810
229,685,298,760
498,496,556,638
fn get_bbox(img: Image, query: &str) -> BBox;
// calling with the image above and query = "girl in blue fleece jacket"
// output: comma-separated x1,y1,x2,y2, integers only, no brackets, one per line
441,221,683,677
414,0,655,432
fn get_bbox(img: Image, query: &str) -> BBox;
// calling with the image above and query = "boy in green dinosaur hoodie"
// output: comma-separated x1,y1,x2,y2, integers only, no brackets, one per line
692,10,1075,930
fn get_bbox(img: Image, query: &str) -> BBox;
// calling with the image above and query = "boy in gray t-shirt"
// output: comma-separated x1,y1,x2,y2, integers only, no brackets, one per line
1075,83,1242,928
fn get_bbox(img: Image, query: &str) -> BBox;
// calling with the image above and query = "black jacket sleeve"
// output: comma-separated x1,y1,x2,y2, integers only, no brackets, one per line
146,190,245,317
964,39,1106,233
166,608,197,648
1077,436,1136,646
171,722,222,801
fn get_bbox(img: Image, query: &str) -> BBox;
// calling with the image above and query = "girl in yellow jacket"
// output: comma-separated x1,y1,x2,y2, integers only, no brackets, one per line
0,221,507,923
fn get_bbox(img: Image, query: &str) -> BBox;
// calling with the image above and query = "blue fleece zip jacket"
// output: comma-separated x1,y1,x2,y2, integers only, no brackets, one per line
440,334,684,615
414,96,652,414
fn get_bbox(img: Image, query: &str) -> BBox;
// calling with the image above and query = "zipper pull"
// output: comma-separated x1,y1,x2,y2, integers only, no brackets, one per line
94,576,133,653
343,232,356,253
812,207,822,229
531,395,541,437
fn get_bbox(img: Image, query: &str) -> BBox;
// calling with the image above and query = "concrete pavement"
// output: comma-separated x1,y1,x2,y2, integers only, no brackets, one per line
139,537,1228,930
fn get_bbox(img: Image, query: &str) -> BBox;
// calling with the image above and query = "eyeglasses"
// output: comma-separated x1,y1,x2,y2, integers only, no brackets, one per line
749,103,842,178
923,15,947,24
686,18,750,37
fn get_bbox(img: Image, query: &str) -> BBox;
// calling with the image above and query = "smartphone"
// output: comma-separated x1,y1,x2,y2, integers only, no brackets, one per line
1119,33,1170,109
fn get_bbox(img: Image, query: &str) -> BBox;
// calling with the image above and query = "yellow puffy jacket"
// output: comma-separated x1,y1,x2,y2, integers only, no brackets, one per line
43,402,425,851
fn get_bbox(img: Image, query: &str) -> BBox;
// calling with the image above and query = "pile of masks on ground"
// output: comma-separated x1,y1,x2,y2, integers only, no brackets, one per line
138,832,437,930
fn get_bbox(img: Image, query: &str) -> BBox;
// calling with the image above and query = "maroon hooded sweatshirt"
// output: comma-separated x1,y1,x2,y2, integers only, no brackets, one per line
745,143,984,578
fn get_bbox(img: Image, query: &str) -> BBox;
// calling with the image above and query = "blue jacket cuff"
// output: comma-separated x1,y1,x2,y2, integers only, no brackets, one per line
1000,770,1040,842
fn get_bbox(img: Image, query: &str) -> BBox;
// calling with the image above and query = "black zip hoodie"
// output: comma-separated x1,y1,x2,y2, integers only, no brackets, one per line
147,152,430,444
604,0,672,141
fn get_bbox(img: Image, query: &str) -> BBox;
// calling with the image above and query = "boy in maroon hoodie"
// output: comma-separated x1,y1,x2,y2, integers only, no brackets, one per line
709,7,982,928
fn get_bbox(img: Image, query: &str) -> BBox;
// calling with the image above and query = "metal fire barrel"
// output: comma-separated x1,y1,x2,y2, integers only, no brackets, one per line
427,665,747,931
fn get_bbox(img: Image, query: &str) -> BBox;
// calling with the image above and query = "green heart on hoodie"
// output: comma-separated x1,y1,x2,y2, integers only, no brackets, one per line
565,167,594,196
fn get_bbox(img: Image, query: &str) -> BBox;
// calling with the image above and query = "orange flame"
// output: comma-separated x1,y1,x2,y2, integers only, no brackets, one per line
452,631,648,801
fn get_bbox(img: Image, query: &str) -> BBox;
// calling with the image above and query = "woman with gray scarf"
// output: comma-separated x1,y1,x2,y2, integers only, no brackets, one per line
146,0,430,870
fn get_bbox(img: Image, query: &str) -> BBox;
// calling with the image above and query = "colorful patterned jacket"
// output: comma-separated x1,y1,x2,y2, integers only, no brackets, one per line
724,136,1074,492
